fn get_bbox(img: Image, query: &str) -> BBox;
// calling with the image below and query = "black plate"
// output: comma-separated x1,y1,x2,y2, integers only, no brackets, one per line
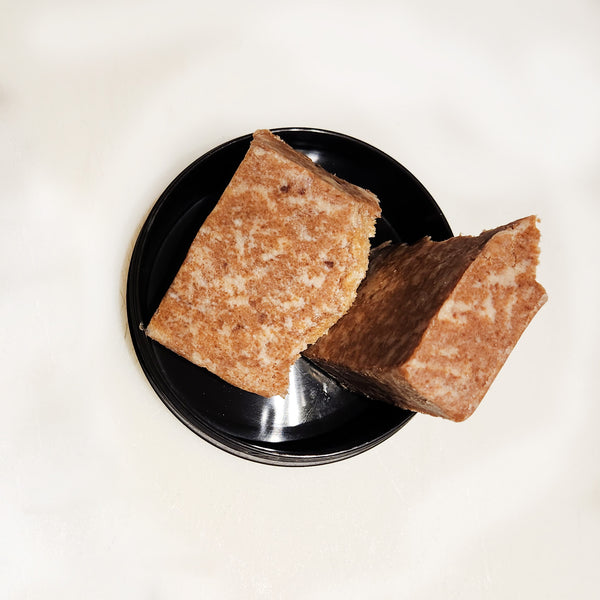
126,127,452,466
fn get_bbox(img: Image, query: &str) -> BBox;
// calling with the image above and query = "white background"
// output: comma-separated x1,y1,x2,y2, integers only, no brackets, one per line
2,1,599,598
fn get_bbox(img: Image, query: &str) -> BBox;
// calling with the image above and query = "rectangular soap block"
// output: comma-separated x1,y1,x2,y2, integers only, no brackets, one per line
304,216,547,421
146,129,381,397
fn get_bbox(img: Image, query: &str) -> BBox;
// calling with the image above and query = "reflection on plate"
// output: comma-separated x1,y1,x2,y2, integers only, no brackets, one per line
126,127,452,466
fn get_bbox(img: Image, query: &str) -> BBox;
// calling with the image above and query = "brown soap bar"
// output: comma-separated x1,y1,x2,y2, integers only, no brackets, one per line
304,216,547,421
146,129,381,398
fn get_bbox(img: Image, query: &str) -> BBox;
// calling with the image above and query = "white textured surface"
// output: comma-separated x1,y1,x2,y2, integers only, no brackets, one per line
2,1,599,598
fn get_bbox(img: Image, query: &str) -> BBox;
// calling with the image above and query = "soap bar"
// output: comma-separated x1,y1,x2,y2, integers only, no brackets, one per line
304,216,547,421
146,129,381,397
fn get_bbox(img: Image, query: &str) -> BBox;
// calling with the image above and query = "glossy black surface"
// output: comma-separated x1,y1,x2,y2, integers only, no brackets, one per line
126,128,452,466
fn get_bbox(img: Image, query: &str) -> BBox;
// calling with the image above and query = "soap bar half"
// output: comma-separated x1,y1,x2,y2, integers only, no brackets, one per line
304,216,547,421
146,130,381,398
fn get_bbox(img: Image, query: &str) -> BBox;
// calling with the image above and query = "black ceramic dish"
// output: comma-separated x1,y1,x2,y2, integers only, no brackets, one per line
126,127,452,466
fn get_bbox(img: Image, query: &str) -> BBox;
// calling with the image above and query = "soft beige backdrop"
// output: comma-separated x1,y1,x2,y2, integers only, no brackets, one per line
2,1,599,598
